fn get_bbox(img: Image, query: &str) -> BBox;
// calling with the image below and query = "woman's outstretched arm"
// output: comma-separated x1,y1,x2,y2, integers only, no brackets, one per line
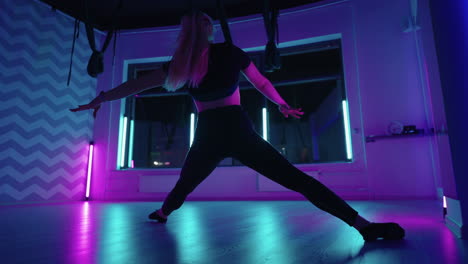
70,67,166,116
241,61,304,119
101,67,167,102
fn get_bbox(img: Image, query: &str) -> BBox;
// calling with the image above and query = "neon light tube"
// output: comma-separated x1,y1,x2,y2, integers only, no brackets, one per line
85,143,94,199
190,113,195,146
128,119,135,168
443,196,447,208
262,108,268,141
342,100,353,160
120,116,128,168
117,116,123,169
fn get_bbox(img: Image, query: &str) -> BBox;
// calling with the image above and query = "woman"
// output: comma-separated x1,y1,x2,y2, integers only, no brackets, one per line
71,11,405,242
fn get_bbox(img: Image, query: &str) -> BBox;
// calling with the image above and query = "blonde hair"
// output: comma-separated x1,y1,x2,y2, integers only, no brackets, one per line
163,11,213,91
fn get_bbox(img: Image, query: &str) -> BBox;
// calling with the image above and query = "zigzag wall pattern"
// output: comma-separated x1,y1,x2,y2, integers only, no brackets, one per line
0,0,98,203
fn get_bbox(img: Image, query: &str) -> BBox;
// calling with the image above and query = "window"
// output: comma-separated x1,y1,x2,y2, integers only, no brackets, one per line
263,42,351,163
118,39,352,169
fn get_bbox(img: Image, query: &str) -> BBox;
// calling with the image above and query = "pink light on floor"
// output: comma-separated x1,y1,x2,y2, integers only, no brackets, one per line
67,202,94,264
85,143,94,200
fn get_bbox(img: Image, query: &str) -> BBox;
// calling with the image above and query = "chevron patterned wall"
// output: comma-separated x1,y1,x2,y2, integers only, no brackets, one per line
0,0,97,203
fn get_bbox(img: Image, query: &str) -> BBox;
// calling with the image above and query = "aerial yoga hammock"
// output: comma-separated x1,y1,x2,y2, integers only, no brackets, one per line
67,0,282,86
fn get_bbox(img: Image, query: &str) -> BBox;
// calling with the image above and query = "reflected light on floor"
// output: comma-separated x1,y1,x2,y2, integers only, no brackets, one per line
247,206,292,264
441,225,459,264
68,202,93,264
170,206,209,263
99,205,135,263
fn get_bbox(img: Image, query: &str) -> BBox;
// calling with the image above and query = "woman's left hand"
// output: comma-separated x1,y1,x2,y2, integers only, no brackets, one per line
279,104,304,119
69,91,105,118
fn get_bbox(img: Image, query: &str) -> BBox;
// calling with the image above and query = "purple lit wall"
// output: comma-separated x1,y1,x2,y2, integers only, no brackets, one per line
0,0,97,203
416,0,456,200
429,0,468,238
92,0,445,202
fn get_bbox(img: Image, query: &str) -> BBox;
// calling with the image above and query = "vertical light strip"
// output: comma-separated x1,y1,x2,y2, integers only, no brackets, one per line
116,115,124,169
262,107,268,141
120,116,128,168
443,196,447,208
342,100,353,160
127,119,135,168
190,113,195,147
85,143,94,199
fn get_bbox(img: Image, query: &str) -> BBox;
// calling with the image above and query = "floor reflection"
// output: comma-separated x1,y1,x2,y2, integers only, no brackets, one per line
2,200,466,264
67,201,95,264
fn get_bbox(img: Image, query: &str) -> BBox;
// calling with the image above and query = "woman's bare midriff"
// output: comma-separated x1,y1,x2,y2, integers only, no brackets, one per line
194,87,241,113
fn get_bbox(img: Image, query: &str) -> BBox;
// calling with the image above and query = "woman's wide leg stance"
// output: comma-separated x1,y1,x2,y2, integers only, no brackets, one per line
161,105,359,226
231,130,359,226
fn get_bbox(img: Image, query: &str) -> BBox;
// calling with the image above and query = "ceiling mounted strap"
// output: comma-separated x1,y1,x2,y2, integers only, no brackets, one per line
67,19,80,86
85,24,114,78
263,0,281,72
111,0,123,66
82,0,122,78
216,0,232,44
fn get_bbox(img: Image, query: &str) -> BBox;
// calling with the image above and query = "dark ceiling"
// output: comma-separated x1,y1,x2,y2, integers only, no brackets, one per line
39,0,325,31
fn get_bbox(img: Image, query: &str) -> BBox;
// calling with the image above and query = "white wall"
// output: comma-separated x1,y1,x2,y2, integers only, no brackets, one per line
0,0,97,204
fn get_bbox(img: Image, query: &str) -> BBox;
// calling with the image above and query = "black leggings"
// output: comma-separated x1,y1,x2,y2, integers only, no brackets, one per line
161,105,359,226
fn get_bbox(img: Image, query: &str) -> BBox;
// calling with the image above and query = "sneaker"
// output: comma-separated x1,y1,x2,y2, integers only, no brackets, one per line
359,222,405,241
148,209,168,223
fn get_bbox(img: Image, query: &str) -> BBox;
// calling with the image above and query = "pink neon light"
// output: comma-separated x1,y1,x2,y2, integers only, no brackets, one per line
131,160,135,168
85,144,94,199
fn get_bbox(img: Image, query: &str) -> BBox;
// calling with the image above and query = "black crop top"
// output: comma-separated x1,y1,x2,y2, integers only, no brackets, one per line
162,42,251,102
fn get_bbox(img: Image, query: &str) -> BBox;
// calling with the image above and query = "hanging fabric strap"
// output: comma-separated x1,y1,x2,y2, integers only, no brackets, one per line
112,0,123,67
83,0,122,78
263,0,281,72
85,24,114,77
67,19,80,86
216,0,232,44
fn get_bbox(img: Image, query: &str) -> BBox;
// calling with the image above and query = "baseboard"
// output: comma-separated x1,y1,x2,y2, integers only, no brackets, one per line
445,196,465,239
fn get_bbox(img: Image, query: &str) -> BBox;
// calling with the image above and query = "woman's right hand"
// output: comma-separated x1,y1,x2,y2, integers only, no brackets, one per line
69,91,105,118
279,104,304,119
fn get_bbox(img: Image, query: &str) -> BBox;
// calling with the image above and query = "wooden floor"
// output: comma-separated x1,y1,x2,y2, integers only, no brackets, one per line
1,200,467,264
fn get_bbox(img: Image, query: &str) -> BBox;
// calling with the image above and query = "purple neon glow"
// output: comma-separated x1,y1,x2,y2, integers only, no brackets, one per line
68,202,93,264
85,144,94,199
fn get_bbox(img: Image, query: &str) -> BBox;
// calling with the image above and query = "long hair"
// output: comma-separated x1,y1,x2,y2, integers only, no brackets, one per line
163,11,213,91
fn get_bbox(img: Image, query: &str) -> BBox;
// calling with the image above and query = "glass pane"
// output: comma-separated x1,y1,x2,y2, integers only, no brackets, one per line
132,95,194,168
266,80,349,164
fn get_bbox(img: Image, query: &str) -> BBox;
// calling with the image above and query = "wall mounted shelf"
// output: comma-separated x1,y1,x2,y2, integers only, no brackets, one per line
365,128,447,143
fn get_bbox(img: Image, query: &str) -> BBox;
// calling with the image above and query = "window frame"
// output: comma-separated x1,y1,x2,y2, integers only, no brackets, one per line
117,38,359,171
